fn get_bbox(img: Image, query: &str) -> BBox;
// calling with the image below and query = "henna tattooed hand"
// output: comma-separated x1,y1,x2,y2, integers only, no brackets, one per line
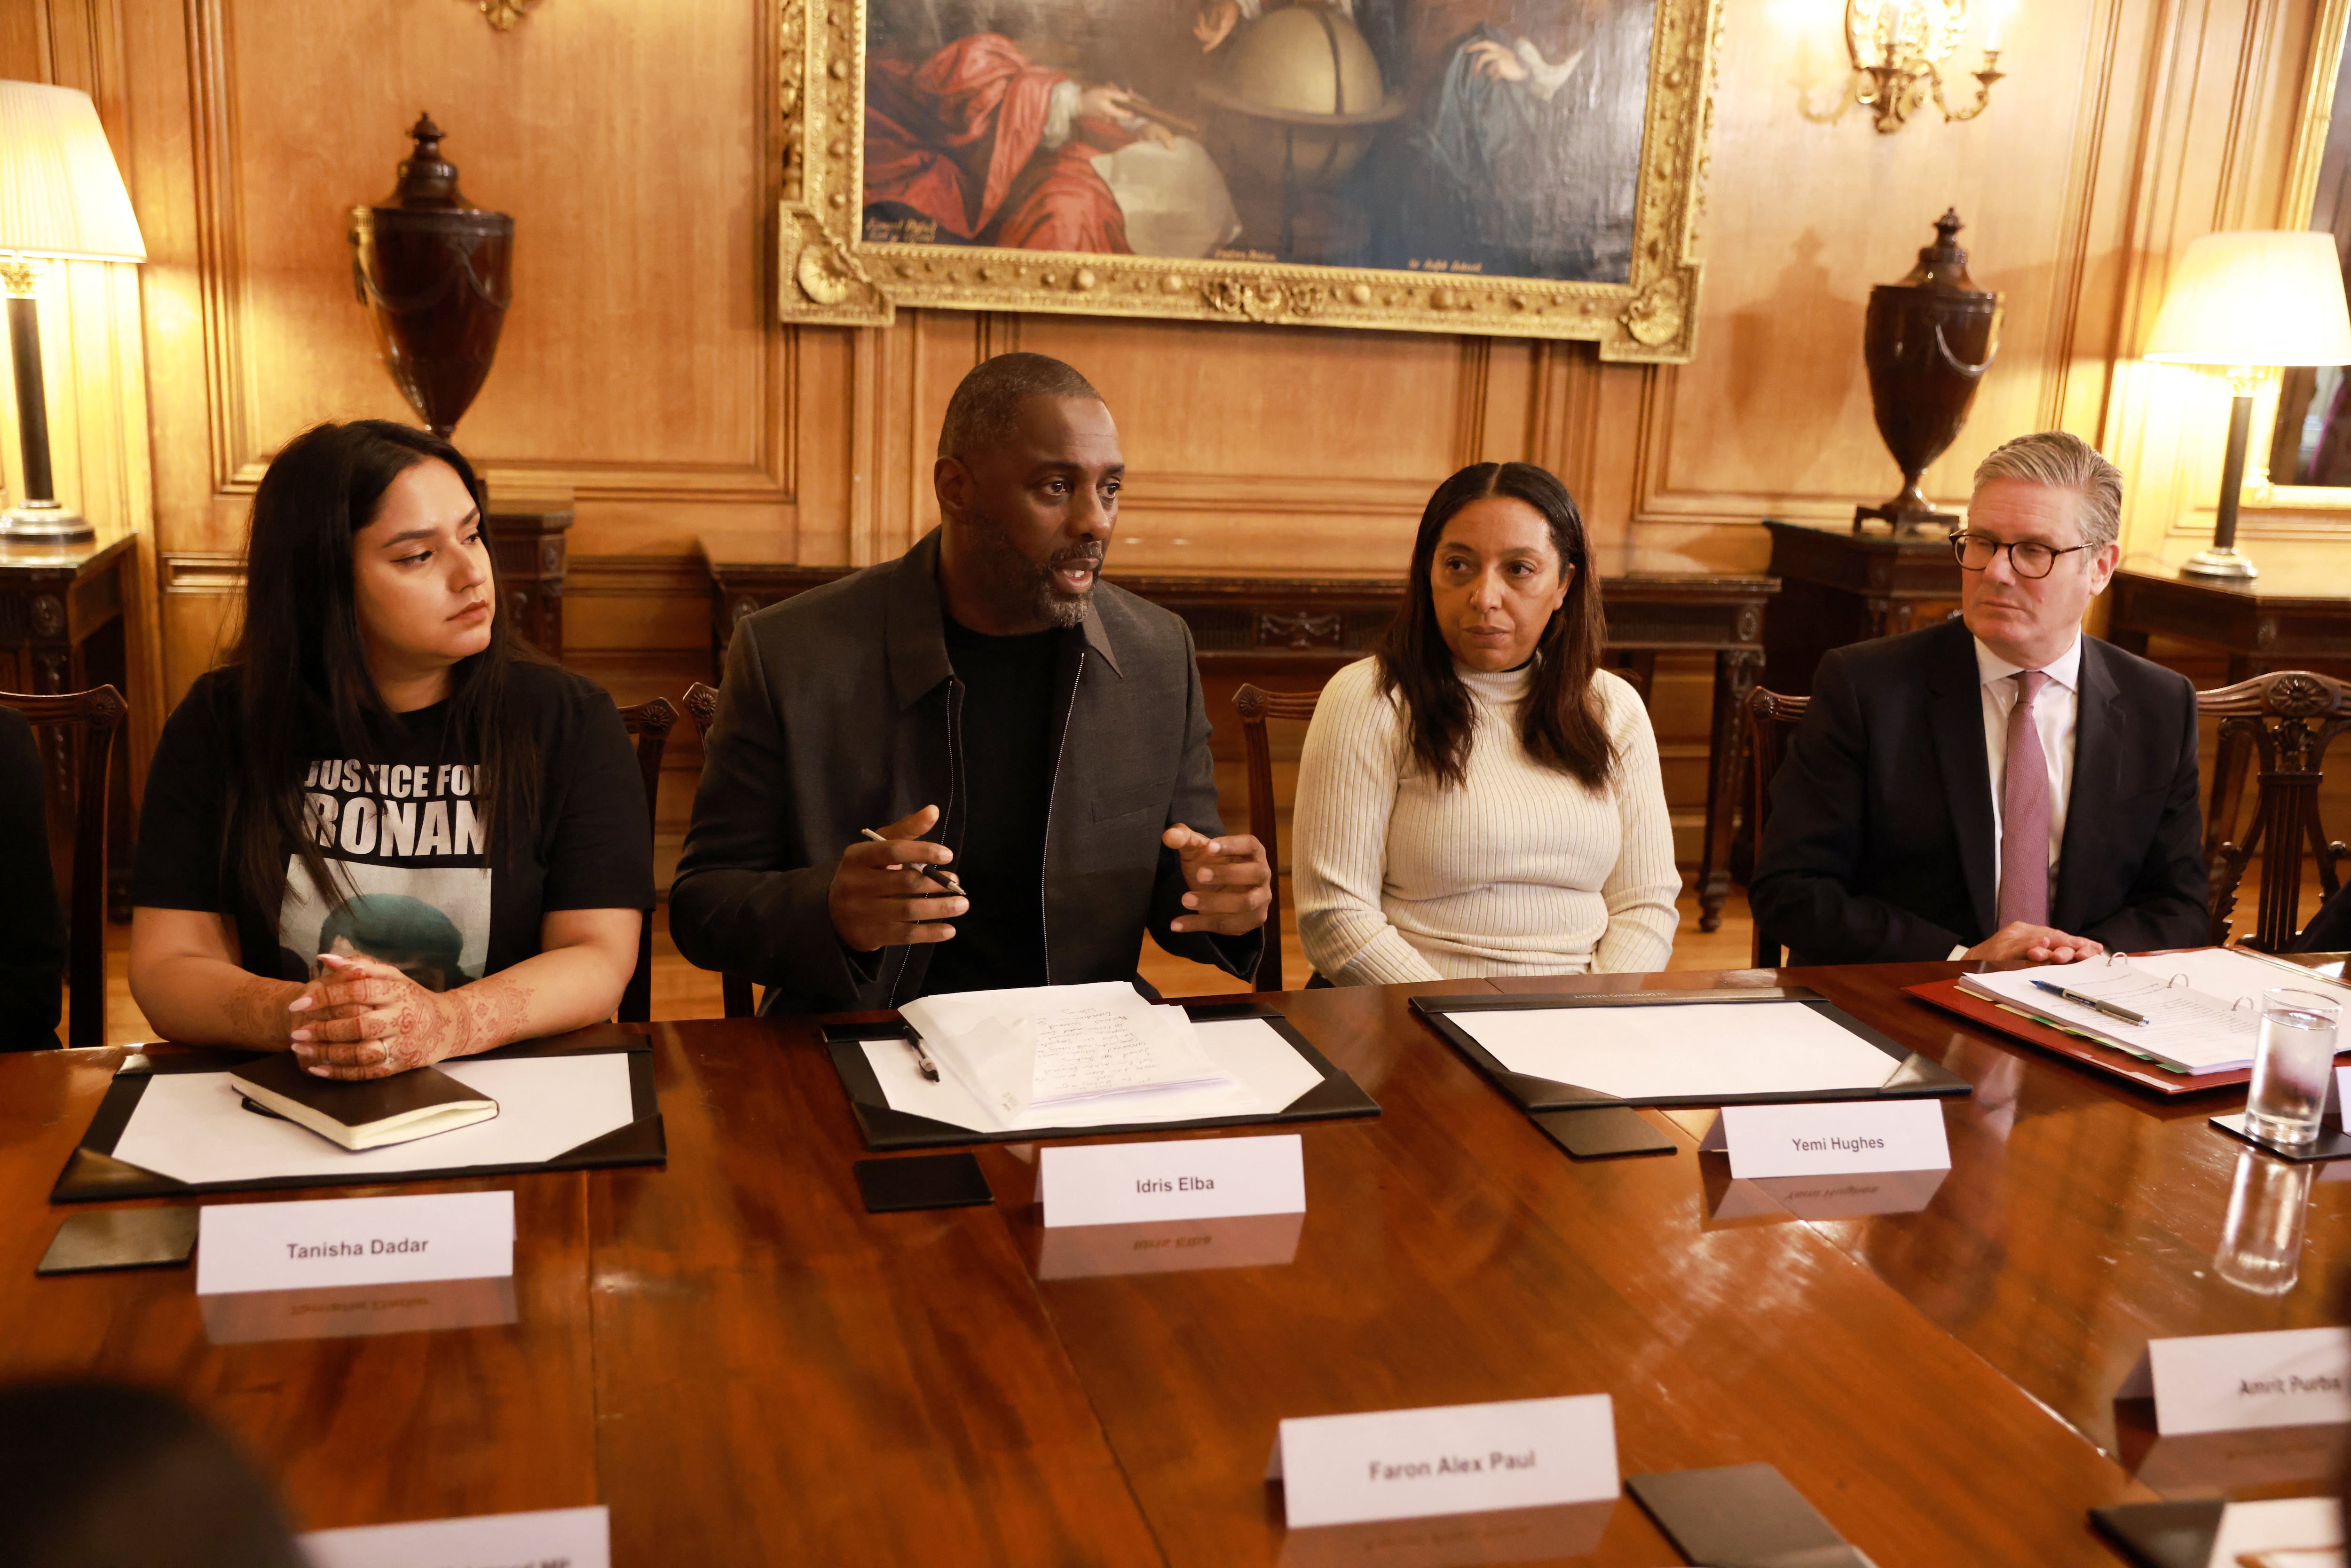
287,953,479,1080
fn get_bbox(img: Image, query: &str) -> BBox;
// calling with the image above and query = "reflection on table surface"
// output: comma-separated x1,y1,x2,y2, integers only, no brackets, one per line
0,959,2344,1564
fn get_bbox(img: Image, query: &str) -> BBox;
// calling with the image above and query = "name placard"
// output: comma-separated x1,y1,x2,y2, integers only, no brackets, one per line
1271,1395,1617,1529
1716,1101,1951,1180
300,1505,608,1568
195,1191,514,1296
1039,1134,1305,1229
2125,1327,2351,1436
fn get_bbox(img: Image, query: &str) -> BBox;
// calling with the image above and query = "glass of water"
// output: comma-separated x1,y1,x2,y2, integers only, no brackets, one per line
2245,987,2341,1146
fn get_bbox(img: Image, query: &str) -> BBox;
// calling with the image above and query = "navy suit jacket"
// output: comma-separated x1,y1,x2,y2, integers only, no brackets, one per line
1749,617,2208,965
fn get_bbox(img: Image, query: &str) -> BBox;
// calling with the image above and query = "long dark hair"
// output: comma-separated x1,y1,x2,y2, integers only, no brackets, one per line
220,420,541,918
1376,462,1613,790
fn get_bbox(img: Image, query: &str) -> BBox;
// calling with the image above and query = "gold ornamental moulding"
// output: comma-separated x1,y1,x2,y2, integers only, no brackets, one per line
775,0,1721,359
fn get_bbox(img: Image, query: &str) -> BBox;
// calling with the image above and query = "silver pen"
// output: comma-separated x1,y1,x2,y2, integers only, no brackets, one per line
860,827,964,895
904,1027,939,1083
2029,978,2149,1026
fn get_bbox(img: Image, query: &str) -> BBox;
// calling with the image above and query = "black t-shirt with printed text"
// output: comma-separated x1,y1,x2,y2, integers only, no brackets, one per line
132,660,653,992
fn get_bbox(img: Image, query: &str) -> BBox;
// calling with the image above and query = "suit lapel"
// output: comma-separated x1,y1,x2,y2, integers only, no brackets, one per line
2054,638,2122,933
1927,623,1998,938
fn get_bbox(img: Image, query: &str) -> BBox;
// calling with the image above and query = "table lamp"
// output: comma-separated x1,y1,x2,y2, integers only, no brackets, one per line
0,81,146,543
2144,230,2351,581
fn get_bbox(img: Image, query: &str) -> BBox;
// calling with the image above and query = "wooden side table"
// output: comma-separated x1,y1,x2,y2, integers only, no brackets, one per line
0,528,138,919
2106,562,2351,861
697,536,1777,932
1760,519,1963,693
484,497,571,661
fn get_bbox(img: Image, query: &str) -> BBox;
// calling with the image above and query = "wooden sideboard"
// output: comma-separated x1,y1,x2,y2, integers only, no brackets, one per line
698,537,1777,932
1759,519,1964,693
0,527,138,919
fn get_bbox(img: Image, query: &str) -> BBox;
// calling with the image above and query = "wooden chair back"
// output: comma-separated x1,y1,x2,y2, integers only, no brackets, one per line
681,681,755,1018
616,697,679,1024
1,686,125,1049
2196,670,2351,951
1744,687,1809,969
1232,682,1325,992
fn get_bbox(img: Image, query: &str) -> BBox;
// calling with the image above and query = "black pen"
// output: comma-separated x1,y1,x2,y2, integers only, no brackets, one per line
860,827,965,895
904,1026,939,1083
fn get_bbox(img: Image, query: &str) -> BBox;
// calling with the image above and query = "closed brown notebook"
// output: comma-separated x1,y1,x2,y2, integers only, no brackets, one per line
227,1053,498,1151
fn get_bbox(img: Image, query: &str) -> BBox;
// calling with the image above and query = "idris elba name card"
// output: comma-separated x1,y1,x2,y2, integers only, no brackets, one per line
1272,1395,1617,1529
196,1191,515,1295
1040,1133,1305,1228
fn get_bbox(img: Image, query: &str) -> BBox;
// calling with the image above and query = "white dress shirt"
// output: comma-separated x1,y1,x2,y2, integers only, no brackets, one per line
1944,635,2081,956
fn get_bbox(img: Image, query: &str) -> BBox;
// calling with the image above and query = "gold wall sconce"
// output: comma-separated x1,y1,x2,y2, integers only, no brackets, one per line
466,0,543,30
1839,0,2006,132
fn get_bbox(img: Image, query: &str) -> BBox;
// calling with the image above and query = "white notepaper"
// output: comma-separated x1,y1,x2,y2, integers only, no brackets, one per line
867,1016,1322,1134
1720,1100,1951,1179
1448,1003,1898,1100
1273,1395,1617,1529
902,982,1236,1120
300,1506,609,1568
2128,1326,2351,1435
196,1191,513,1295
109,1055,637,1187
1959,960,2261,1072
1040,1134,1305,1227
2207,1497,2344,1568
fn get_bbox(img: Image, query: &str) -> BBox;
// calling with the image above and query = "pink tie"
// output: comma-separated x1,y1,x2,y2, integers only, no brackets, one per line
1999,670,2051,929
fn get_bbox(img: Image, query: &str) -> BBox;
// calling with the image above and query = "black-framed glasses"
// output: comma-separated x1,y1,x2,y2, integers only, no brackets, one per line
1949,531,2090,580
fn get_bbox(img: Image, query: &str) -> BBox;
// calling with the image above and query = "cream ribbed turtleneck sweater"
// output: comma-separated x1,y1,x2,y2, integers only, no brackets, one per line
1290,656,1680,984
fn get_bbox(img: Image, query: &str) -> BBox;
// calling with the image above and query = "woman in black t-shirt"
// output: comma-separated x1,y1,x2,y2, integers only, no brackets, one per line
131,422,653,1080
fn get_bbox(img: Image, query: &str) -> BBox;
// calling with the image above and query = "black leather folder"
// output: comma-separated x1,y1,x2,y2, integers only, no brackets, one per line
1629,1463,1878,1567
822,999,1378,1150
51,1026,663,1203
2087,1500,2225,1568
1410,988,1968,1113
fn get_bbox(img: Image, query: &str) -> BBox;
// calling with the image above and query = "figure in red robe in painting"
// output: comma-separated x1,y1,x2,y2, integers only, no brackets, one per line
866,32,1161,252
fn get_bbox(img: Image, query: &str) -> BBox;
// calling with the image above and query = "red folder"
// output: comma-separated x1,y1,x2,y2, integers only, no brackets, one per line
1903,977,2252,1097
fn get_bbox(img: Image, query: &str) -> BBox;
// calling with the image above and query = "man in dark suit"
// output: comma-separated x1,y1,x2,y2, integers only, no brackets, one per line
1751,431,2206,966
671,353,1270,1013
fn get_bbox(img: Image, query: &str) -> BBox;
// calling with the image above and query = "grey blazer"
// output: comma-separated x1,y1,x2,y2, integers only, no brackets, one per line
669,529,1259,1014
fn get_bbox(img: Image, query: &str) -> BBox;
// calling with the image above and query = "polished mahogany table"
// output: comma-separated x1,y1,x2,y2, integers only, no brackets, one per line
3,961,2342,1564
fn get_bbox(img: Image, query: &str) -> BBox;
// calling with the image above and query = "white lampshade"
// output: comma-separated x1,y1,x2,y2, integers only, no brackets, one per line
2145,230,2351,368
0,80,145,262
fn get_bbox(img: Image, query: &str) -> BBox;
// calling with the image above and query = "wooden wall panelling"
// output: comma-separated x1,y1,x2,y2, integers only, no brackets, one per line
2,0,165,798
2104,0,2325,563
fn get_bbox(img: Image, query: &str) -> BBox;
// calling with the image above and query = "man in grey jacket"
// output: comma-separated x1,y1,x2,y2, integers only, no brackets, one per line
670,353,1270,1014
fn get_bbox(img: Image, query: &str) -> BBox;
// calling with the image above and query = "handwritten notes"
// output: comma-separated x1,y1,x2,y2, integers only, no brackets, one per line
901,982,1237,1123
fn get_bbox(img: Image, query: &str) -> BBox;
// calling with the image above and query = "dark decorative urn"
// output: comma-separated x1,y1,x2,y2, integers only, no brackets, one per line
1854,210,2002,535
349,115,513,438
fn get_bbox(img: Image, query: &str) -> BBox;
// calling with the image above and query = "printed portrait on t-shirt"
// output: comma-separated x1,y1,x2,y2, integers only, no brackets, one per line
273,756,497,992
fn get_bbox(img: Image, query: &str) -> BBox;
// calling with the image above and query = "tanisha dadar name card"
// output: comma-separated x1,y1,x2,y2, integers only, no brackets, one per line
1714,1100,1951,1180
2119,1326,2351,1436
195,1191,515,1296
301,1506,608,1568
1272,1395,1617,1529
1040,1134,1305,1228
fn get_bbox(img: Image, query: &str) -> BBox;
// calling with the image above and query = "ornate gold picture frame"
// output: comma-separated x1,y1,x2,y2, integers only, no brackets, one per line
777,0,1720,358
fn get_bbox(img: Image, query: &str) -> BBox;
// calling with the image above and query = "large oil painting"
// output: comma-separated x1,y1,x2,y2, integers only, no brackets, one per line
777,0,1717,354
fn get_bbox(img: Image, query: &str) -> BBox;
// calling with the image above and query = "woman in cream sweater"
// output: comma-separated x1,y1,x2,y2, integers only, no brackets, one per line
1291,461,1678,984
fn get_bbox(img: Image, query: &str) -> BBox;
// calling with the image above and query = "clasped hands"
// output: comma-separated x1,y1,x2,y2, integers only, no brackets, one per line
285,953,473,1080
828,804,1271,952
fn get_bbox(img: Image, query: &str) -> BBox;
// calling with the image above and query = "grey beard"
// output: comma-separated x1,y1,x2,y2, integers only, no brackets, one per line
972,514,1097,629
